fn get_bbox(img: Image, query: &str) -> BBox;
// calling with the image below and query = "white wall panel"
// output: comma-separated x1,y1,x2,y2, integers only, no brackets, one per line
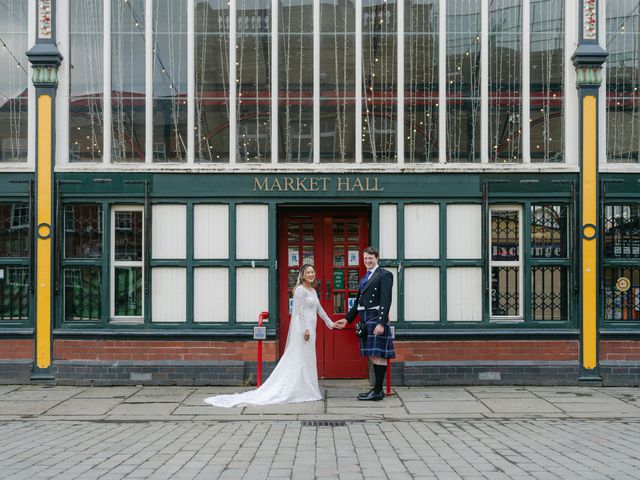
236,204,268,259
152,204,186,259
194,268,228,322
151,268,186,322
379,204,397,259
404,204,439,259
403,267,439,321
447,267,483,322
447,204,482,259
194,204,229,259
387,267,398,323
236,268,269,323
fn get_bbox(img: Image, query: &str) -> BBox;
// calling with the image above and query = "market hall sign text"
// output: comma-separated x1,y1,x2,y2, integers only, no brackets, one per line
253,176,384,192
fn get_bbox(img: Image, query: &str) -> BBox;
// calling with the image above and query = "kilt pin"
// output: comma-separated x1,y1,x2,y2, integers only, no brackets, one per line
345,267,395,359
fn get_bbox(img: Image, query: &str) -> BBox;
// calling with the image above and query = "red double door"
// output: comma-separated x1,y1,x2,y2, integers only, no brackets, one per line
278,209,369,379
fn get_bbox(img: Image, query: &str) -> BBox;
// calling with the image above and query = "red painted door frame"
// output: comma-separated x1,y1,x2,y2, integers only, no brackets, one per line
278,208,369,379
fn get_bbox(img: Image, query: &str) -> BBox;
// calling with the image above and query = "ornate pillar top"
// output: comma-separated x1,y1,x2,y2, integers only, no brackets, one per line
572,0,607,87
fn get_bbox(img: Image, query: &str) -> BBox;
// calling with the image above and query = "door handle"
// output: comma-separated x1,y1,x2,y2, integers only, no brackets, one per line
326,280,331,300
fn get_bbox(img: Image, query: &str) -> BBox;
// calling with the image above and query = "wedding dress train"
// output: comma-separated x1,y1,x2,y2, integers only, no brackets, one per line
204,285,334,407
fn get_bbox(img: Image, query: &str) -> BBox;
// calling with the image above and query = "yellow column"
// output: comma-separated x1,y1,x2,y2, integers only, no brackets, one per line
581,95,597,371
36,94,53,369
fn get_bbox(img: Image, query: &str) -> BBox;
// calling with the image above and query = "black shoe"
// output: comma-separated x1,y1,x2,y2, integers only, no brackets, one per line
358,390,384,401
357,388,375,399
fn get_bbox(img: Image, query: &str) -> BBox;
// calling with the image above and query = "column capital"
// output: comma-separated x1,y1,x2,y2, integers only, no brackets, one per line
572,45,607,88
26,43,63,88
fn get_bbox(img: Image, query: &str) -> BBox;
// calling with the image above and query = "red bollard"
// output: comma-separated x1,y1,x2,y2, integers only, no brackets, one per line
256,311,269,387
386,358,391,395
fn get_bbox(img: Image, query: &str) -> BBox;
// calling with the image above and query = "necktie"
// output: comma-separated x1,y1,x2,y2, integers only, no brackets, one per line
361,270,372,290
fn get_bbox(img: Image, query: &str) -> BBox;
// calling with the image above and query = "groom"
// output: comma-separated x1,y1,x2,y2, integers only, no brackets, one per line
335,246,395,401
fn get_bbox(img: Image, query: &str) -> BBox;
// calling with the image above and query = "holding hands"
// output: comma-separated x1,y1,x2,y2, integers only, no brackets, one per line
333,319,347,329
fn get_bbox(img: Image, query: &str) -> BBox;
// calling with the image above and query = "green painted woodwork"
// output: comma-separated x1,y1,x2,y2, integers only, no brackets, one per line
3,171,640,336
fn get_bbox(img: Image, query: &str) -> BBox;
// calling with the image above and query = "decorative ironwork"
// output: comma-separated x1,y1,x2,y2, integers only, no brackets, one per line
531,205,568,258
491,266,520,316
0,266,29,321
531,266,567,320
0,203,29,258
64,205,103,259
575,66,602,87
64,267,101,321
604,204,640,259
491,210,520,261
604,267,640,321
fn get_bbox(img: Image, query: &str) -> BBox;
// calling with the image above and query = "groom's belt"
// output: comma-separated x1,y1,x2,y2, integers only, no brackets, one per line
357,305,380,312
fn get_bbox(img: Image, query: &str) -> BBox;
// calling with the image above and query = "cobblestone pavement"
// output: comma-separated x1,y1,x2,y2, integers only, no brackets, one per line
1,383,640,479
2,418,640,480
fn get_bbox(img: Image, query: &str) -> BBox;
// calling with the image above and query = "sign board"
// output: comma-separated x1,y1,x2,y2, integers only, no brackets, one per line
288,248,299,267
616,277,631,293
253,326,267,340
333,270,344,289
348,250,359,266
347,297,356,310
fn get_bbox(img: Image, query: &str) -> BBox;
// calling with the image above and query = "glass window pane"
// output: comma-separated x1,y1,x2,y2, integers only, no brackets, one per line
70,0,103,162
446,0,481,163
362,100,397,163
64,205,103,259
0,266,29,321
114,211,143,261
320,2,355,164
491,266,519,316
362,1,397,163
64,267,102,321
237,100,271,162
530,205,567,258
195,0,231,163
489,0,522,163
530,0,564,163
236,1,271,163
491,210,520,261
606,0,640,163
0,203,29,257
280,101,313,162
603,267,640,321
604,204,640,259
153,0,188,163
114,267,143,316
0,0,28,163
405,0,438,163
112,0,146,162
279,1,313,163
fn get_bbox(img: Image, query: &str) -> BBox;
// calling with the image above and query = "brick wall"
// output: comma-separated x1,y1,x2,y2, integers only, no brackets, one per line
395,340,579,362
600,340,640,362
54,340,278,362
0,340,33,360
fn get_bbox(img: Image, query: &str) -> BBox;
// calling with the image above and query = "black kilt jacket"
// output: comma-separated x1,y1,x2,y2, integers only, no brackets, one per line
345,267,393,326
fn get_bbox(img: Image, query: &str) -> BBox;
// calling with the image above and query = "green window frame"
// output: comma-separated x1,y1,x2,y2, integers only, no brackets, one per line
0,201,31,327
377,199,574,329
602,202,640,324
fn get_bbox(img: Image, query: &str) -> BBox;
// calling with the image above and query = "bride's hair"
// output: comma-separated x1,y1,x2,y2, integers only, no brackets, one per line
294,264,315,291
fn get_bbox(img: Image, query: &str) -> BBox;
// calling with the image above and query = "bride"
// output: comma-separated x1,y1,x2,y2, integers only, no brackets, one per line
204,264,343,407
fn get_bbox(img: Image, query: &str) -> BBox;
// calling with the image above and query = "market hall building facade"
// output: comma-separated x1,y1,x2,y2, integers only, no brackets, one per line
0,0,639,386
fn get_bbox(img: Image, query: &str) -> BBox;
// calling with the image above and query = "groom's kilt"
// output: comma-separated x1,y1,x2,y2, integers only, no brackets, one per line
360,311,395,359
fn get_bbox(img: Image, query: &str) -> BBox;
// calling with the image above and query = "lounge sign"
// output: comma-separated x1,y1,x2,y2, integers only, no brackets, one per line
253,176,384,192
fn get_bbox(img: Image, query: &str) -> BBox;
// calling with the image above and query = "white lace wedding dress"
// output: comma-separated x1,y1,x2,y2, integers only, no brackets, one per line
204,285,334,407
